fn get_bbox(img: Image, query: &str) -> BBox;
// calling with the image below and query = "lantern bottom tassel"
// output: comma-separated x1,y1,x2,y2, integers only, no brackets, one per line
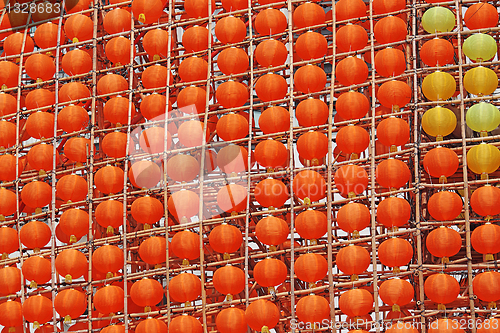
261,326,269,333
65,274,73,284
488,302,496,309
486,254,494,261
64,316,72,323
392,304,400,312
438,304,446,310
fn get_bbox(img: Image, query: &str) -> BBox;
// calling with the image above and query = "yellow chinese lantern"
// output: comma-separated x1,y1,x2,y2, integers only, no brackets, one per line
422,6,455,34
466,143,500,180
422,106,457,141
463,66,498,96
466,102,500,136
422,71,456,101
462,33,497,62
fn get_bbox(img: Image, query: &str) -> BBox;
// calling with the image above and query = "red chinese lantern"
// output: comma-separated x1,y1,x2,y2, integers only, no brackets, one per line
245,299,280,333
34,22,59,50
377,117,410,152
423,147,459,183
293,2,325,29
297,131,328,165
255,39,287,68
26,88,54,111
376,158,411,189
427,191,462,221
177,86,206,115
0,267,21,296
374,16,407,45
217,113,249,142
20,221,51,252
296,98,328,127
216,81,248,109
0,188,16,221
0,93,16,117
254,8,287,35
259,106,290,134
94,285,124,315
0,301,23,330
136,318,167,333
167,189,199,222
336,91,369,121
140,93,170,120
138,127,170,155
54,288,87,322
378,80,412,110
58,105,89,133
65,0,92,13
178,56,208,83
62,49,92,76
92,244,124,278
64,137,92,164
142,65,174,91
94,165,124,194
295,64,326,94
255,216,289,249
104,96,135,126
334,164,369,198
295,32,327,61
0,227,18,259
101,132,127,158
336,244,370,280
337,24,368,52
255,73,288,102
27,143,58,175
97,74,128,97
212,265,245,301
471,223,500,261
4,33,34,57
209,223,242,258
254,258,288,291
0,61,19,89
55,249,88,283
169,315,202,333
296,295,329,324
473,271,500,308
166,154,199,183
295,209,327,242
379,278,414,312
464,3,498,30
218,47,249,75
336,0,366,21
21,181,52,212
59,208,88,244
59,82,91,108
184,0,215,18
143,29,169,61
178,120,209,148
336,125,370,159
375,48,406,78
130,278,164,312
255,139,287,170
378,237,413,272
64,14,93,43
292,170,326,204
183,26,212,53
339,288,373,317
103,8,131,35
131,196,163,228
105,36,133,66
295,253,327,286
22,256,51,289
139,236,167,268
217,184,247,213
377,197,411,229
171,230,199,265
421,38,454,67
215,16,246,45
216,307,247,333
0,121,16,149
470,185,500,219
254,178,288,209
25,54,55,82
336,56,368,87
95,199,123,235
424,273,460,310
337,202,370,237
132,0,163,24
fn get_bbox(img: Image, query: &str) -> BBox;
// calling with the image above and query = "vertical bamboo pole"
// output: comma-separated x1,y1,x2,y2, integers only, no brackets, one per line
368,0,381,331
411,3,426,332
453,1,476,329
